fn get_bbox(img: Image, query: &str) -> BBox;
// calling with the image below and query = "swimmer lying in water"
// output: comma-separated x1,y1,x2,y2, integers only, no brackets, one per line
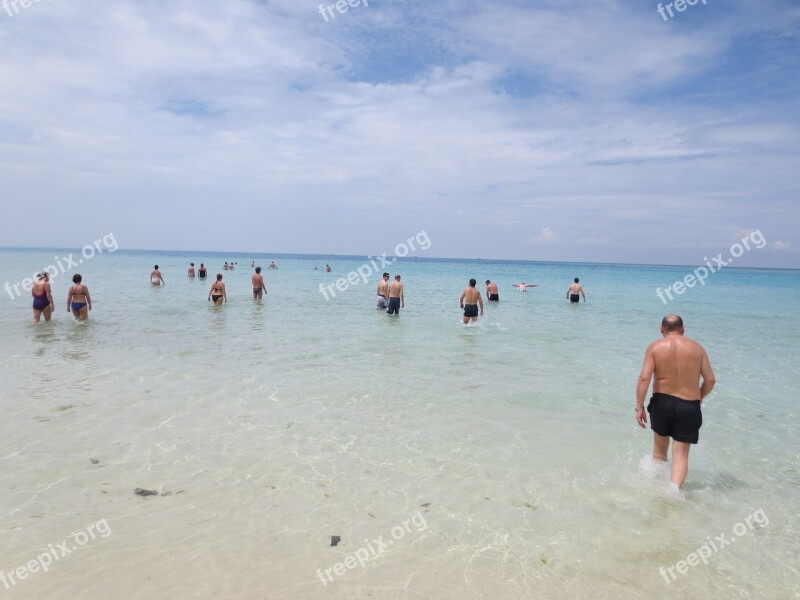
512,283,538,292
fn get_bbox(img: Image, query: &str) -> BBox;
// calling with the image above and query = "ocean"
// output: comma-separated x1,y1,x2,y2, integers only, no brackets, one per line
0,247,798,599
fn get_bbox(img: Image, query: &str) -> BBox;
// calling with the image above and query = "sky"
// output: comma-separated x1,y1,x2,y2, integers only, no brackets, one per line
0,0,798,267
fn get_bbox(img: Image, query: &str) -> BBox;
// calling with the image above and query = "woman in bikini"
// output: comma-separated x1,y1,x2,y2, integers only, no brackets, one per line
67,274,92,321
208,273,227,306
31,272,55,324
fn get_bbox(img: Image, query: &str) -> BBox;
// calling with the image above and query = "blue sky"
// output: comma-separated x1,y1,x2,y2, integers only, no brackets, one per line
0,0,798,267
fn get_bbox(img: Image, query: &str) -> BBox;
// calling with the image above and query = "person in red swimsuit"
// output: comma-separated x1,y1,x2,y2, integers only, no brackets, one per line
31,272,54,324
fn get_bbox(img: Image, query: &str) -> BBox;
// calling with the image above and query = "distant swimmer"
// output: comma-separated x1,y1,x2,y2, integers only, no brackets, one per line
208,274,227,305
512,283,537,292
31,272,54,324
386,274,404,315
485,280,499,302
188,263,196,278
198,263,208,279
151,265,165,286
223,262,229,271
252,267,267,299
268,261,278,270
326,264,332,273
636,315,716,488
67,274,92,321
567,277,586,303
229,262,235,271
460,279,484,324
251,261,255,267
376,272,390,309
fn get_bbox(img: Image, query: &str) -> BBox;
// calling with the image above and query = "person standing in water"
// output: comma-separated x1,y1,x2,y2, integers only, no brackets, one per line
208,274,227,305
485,280,499,302
636,315,716,488
188,263,196,278
460,279,484,324
252,267,267,299
567,278,586,303
268,261,278,270
386,274,404,315
31,272,54,324
151,265,165,286
198,264,207,279
376,273,390,309
67,274,92,321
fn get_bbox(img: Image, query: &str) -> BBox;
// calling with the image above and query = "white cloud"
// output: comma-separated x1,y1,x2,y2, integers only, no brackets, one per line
0,0,796,266
529,227,555,244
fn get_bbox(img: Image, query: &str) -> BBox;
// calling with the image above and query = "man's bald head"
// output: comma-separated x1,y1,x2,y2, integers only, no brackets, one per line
662,314,684,332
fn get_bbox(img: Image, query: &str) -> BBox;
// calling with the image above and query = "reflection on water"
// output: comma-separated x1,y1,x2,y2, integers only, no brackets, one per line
62,319,92,361
210,303,227,332
249,299,265,331
32,320,57,356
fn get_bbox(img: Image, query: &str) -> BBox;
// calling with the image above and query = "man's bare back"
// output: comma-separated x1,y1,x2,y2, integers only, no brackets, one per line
636,315,716,488
377,278,389,297
460,279,484,323
386,275,404,315
388,280,403,299
462,287,481,304
649,336,711,400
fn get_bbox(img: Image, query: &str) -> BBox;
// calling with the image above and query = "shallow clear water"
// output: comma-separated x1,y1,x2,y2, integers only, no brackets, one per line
1,248,798,599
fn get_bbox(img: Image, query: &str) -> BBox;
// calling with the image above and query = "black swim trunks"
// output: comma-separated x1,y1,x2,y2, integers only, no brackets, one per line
489,294,499,302
647,393,702,444
570,294,580,303
463,304,479,318
386,297,401,315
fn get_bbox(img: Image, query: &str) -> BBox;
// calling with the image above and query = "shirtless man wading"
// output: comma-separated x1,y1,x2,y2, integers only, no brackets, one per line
252,267,267,299
567,277,586,303
485,280,499,302
386,275,404,315
636,314,716,488
460,279,484,324
376,272,390,309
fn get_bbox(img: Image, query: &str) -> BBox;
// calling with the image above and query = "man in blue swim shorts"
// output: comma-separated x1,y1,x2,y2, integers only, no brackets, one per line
636,315,716,488
386,274,404,315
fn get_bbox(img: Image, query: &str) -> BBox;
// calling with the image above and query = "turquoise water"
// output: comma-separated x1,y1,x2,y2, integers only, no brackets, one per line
0,247,798,599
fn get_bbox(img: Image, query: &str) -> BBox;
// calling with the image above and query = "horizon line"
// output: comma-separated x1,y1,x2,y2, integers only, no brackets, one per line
0,245,797,272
